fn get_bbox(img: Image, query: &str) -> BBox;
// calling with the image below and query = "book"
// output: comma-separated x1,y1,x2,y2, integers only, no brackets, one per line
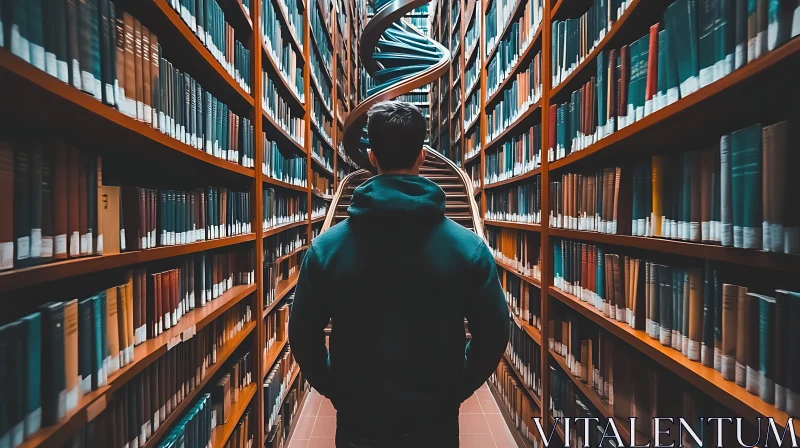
486,177,541,224
486,227,542,281
0,141,13,270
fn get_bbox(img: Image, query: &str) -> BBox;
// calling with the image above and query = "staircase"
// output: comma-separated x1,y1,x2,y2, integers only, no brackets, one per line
321,150,483,236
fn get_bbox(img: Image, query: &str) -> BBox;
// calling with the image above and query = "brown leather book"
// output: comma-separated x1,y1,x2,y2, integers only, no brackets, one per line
77,151,89,256
123,14,136,113
51,142,68,260
0,141,13,270
115,15,126,113
700,150,713,242
721,283,739,381
63,299,79,413
115,282,128,366
134,19,144,122
646,24,659,103
762,121,788,253
150,34,160,128
142,368,151,438
106,285,121,373
66,145,80,258
141,27,152,123
612,167,622,234
619,45,629,119
745,290,761,395
131,270,142,344
161,270,171,330
98,184,121,255
687,268,703,362
612,338,631,421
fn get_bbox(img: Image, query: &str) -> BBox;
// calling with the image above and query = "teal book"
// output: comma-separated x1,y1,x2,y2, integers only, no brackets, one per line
698,0,716,86
8,321,23,446
77,297,93,395
627,39,639,124
596,246,605,312
713,271,723,372
663,22,680,105
731,125,763,249
701,262,715,367
99,290,109,386
751,293,775,404
715,0,735,77
767,0,793,50
657,30,668,109
672,268,682,349
20,312,42,437
25,0,45,71
637,35,649,121
596,50,607,131
91,294,103,390
0,322,10,448
666,0,700,97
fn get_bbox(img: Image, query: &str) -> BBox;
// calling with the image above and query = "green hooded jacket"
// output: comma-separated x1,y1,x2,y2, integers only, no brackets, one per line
288,174,509,428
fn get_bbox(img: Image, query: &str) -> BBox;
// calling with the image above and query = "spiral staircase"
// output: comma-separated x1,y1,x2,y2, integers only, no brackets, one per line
322,0,483,237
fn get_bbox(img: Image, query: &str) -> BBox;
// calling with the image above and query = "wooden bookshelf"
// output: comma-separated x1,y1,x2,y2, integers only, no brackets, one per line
484,220,542,232
503,352,542,408
210,382,258,447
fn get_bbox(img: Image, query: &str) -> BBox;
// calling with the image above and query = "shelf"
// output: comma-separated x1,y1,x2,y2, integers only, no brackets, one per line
272,0,305,55
17,283,256,448
484,0,527,65
263,339,289,379
0,234,256,293
263,176,309,193
232,0,254,31
311,216,326,224
263,220,309,238
262,42,306,110
261,109,306,154
464,150,481,164
149,0,255,109
483,99,541,149
549,0,642,100
311,155,335,176
548,286,800,435
484,24,542,107
509,307,543,346
311,120,335,147
549,228,800,273
142,320,256,448
483,167,541,190
488,382,538,448
273,245,309,265
312,188,334,200
310,73,334,118
310,35,334,84
503,352,542,408
0,50,255,182
210,382,257,448
548,36,800,171
484,220,541,232
495,258,541,289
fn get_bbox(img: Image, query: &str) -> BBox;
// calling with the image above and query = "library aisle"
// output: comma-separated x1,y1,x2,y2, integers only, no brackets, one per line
287,385,519,448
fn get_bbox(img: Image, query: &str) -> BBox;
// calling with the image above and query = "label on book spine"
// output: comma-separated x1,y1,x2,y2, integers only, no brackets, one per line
11,27,30,63
1,242,13,269
16,236,30,260
57,389,66,419
11,422,22,447
45,52,59,78
24,408,41,437
743,226,762,249
41,236,53,258
746,366,760,394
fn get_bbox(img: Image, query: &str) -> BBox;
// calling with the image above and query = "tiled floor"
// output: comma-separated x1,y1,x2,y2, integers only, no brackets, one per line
287,383,520,448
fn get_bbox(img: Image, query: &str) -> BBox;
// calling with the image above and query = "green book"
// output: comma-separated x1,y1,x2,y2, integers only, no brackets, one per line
750,293,775,404
90,294,103,390
698,0,716,86
77,297,93,395
658,265,672,347
656,30,668,110
662,22,680,106
25,0,44,72
99,290,109,385
666,0,700,98
731,124,763,249
682,270,691,355
672,268,682,349
767,0,793,50
637,34,649,121
715,0,734,78
774,289,800,414
9,0,30,63
627,39,639,126
38,302,65,425
20,312,42,437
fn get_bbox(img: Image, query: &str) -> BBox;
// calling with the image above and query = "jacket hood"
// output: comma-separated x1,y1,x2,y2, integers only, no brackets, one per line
347,174,446,224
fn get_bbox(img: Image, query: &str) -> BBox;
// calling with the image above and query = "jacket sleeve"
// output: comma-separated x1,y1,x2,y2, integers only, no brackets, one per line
460,241,510,401
288,244,333,397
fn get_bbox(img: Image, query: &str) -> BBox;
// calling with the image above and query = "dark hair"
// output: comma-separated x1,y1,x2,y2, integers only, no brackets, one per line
367,101,427,170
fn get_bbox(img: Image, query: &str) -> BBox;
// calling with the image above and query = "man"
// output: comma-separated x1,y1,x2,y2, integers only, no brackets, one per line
289,101,509,447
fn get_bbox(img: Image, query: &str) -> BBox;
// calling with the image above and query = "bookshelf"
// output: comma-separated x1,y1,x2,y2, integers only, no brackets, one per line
442,0,800,443
0,0,351,444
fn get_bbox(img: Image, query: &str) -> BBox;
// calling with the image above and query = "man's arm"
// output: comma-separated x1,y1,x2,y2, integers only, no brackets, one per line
288,245,333,396
460,241,510,401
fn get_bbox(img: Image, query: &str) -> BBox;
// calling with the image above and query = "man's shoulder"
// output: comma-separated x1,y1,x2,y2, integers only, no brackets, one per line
433,218,489,260
307,219,355,259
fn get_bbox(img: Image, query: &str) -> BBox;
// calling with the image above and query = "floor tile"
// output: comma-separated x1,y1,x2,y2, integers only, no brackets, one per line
459,413,491,434
311,416,338,438
301,393,324,417
287,438,309,448
478,397,501,414
485,413,520,448
476,389,493,400
460,432,497,448
459,395,484,414
318,398,337,416
292,416,317,439
306,437,336,448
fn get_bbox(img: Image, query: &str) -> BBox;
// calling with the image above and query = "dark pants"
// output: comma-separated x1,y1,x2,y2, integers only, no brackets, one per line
335,417,460,448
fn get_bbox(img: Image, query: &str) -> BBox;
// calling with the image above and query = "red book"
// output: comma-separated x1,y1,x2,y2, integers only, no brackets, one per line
646,24,660,102
549,104,557,150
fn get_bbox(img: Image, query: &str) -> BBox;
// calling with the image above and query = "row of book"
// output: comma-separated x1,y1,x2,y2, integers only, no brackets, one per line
309,5,332,80
486,177,541,224
484,0,518,58
505,270,541,330
486,227,542,281
551,121,800,254
548,304,767,445
311,134,334,174
264,345,299,429
551,0,630,88
508,315,542,397
489,361,541,447
396,93,428,104
464,124,481,161
262,188,307,231
310,48,333,113
464,84,480,129
264,256,300,309
469,163,482,192
484,122,541,186
216,404,254,448
262,132,307,187
464,51,480,97
486,52,542,141
464,6,480,58
485,0,542,100
311,197,328,220
263,72,306,146
167,0,252,93
551,238,800,417
121,186,251,251
262,0,305,101
265,371,306,448
264,227,306,263
210,350,253,430
312,171,333,197
550,0,800,162
311,91,333,145
265,303,290,354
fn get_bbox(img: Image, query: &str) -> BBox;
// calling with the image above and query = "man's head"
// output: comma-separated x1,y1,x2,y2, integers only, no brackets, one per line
366,101,428,174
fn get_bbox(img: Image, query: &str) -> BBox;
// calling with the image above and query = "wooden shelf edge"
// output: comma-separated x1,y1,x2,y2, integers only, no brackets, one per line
550,0,642,99
548,36,800,171
263,176,309,193
262,272,300,318
483,167,542,190
484,0,527,66
210,382,257,448
311,216,326,224
548,228,800,273
0,234,256,293
483,99,542,150
262,41,307,109
484,24,543,107
262,109,307,153
548,286,800,433
143,320,256,448
484,220,541,232
262,338,289,380
502,352,542,408
0,49,256,179
263,220,309,238
495,258,542,289
273,245,309,265
152,0,255,107
508,307,543,346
